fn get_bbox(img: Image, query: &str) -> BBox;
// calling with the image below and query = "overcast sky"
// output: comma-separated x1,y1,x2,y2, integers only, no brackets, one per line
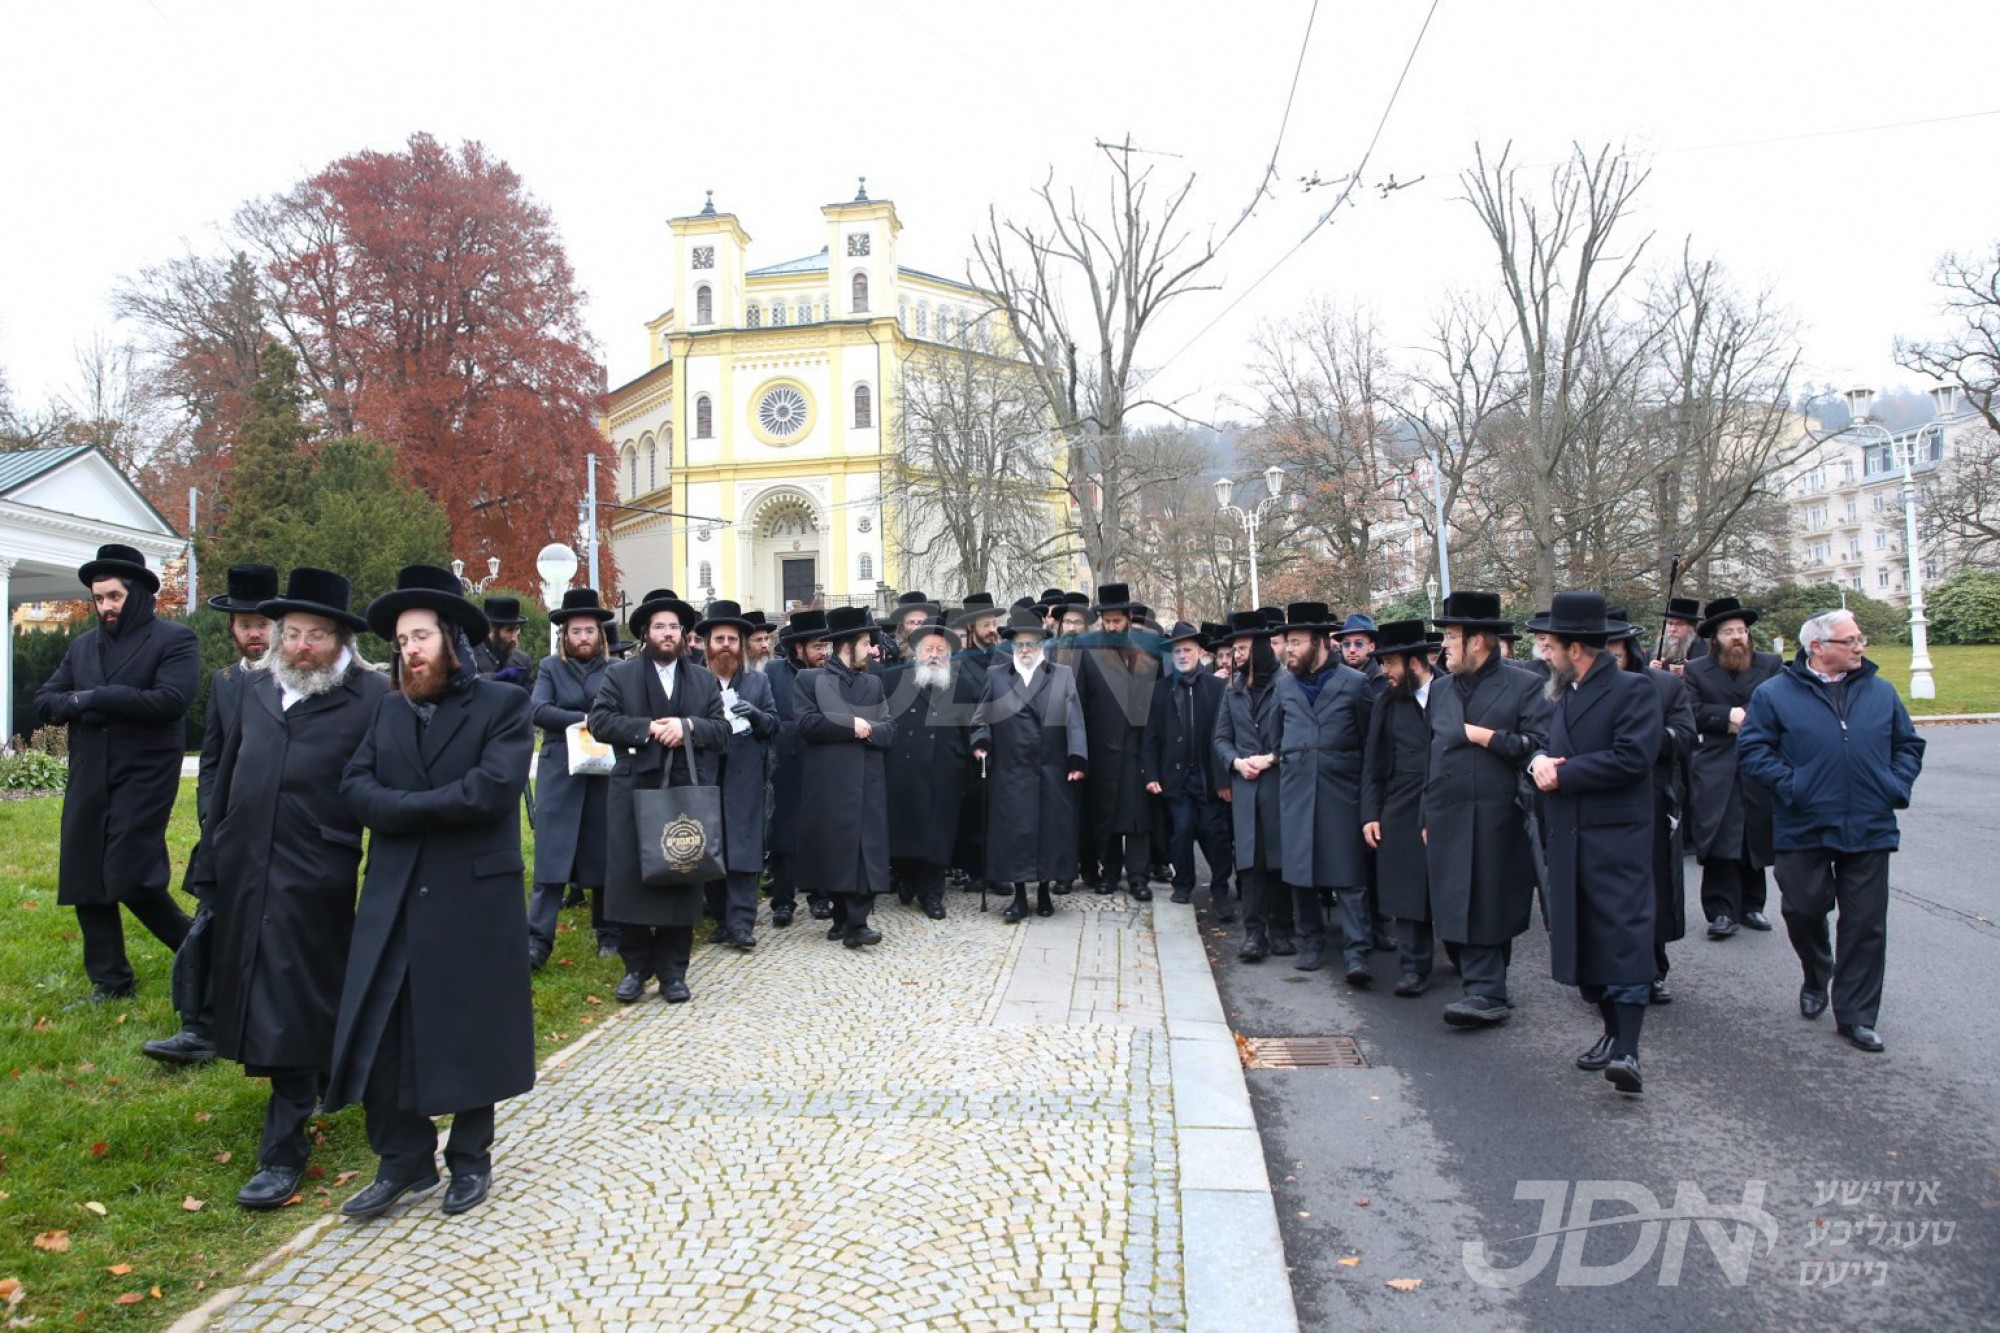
4,0,1996,430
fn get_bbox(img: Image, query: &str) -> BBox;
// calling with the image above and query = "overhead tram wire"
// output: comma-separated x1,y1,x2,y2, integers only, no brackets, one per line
1219,0,1321,250
1151,0,1442,380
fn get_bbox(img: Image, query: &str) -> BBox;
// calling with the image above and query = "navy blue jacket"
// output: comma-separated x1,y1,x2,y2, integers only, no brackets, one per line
1736,656,1925,854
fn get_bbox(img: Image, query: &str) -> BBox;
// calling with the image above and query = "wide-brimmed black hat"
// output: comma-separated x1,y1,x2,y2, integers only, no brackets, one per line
260,566,368,633
1161,620,1205,647
1280,601,1338,633
781,607,830,643
78,542,159,594
905,617,961,651
483,595,528,628
1697,596,1759,637
1372,619,1441,659
1092,582,1140,614
824,605,876,643
744,609,773,632
1432,590,1513,633
367,564,490,645
1604,605,1642,644
997,607,1053,640
1337,612,1379,639
1526,591,1619,643
1052,592,1090,620
604,622,638,656
694,599,756,636
209,563,279,614
630,588,698,639
1663,596,1702,625
549,587,616,625
891,589,940,618
1032,587,1067,613
1200,621,1230,648
1217,610,1279,643
951,592,999,628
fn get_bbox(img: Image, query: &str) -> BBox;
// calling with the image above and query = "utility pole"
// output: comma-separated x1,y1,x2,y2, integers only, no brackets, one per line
186,488,199,613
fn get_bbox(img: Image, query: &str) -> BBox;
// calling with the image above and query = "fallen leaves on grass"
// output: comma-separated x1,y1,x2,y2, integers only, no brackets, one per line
180,1197,203,1213
90,1142,107,1158
81,1202,107,1217
191,1111,211,1123
212,1151,232,1164
583,995,602,1006
305,1165,324,1179
115,1292,143,1304
105,1265,132,1276
333,1170,358,1187
31,1231,69,1253
30,1018,49,1034
1386,1278,1423,1292
0,1276,21,1304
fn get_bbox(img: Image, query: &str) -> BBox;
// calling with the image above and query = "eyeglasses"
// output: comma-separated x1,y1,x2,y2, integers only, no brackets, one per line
1824,635,1867,649
281,627,337,647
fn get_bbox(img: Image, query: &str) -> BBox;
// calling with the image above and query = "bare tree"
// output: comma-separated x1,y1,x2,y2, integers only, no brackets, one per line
1896,241,2000,433
972,137,1220,584
234,183,367,436
114,249,268,464
58,335,172,478
1121,427,1239,619
1917,424,2000,570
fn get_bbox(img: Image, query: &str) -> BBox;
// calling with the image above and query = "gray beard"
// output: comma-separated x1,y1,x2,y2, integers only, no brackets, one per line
264,644,346,699
915,661,952,691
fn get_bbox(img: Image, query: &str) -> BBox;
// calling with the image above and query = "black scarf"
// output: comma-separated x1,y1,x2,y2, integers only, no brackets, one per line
99,582,156,642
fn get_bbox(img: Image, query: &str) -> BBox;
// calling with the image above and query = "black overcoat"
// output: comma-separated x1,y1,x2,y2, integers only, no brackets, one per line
1273,666,1375,889
1543,654,1662,988
1361,689,1431,921
325,676,536,1115
714,667,779,873
971,658,1087,884
1642,665,1696,945
1420,658,1552,945
764,658,806,857
35,612,200,907
793,660,895,894
207,665,386,1070
881,662,980,865
473,642,536,689
1078,646,1158,834
1213,677,1284,872
1139,670,1226,797
588,655,731,927
1683,651,1783,866
528,653,613,886
197,661,256,823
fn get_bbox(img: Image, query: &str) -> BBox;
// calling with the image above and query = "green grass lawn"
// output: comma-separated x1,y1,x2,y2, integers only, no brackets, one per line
1864,644,2000,715
0,780,631,1328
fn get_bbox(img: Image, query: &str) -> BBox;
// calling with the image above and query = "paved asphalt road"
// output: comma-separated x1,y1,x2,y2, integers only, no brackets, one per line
1205,723,1999,1332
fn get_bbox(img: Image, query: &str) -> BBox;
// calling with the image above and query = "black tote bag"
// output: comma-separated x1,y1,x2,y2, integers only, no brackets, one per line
634,740,727,888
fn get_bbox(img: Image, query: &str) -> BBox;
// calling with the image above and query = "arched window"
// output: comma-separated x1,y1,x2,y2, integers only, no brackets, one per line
664,423,674,467
698,560,714,593
796,298,812,324
915,305,929,337
851,271,869,313
859,553,874,582
643,433,657,491
976,319,991,353
695,395,713,439
853,384,872,429
770,302,787,327
695,284,713,324
899,299,909,329
746,302,761,328
624,444,638,498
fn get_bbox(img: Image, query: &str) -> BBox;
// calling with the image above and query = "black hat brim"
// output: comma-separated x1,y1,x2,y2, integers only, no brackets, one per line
1373,635,1442,659
1698,608,1759,636
367,589,491,646
258,599,369,633
693,614,757,636
79,558,159,594
630,598,699,639
550,606,617,625
208,595,269,614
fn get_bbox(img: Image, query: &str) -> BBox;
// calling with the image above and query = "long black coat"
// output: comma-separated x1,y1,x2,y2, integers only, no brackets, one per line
473,642,536,690
714,667,779,873
1420,658,1552,945
1078,647,1158,834
326,676,536,1115
197,661,257,823
529,654,613,886
794,660,895,894
1273,666,1375,889
1683,651,1783,866
763,658,806,857
1214,677,1283,872
1361,688,1431,921
1140,670,1226,798
207,665,387,1071
882,663,980,865
589,656,731,927
971,658,1087,884
36,613,200,907
1543,654,1662,988
1641,665,1696,945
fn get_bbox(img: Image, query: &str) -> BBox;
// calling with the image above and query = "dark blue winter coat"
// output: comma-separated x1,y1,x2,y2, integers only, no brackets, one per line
1735,656,1925,855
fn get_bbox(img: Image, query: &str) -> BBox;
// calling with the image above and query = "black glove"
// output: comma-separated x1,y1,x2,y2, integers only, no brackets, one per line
730,699,770,727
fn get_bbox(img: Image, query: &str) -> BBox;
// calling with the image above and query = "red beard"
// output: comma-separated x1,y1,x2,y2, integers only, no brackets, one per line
403,655,450,702
706,645,741,681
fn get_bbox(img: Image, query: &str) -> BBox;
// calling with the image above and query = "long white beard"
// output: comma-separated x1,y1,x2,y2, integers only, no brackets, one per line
263,641,347,698
915,660,952,691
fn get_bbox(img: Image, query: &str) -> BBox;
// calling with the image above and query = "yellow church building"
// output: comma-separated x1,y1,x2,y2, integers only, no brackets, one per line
601,183,1059,616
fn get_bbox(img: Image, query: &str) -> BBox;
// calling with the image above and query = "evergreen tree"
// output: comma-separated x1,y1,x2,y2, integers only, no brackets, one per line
212,341,312,569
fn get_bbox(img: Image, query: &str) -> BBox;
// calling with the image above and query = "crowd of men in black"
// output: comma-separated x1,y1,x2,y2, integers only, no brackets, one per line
35,542,1926,1222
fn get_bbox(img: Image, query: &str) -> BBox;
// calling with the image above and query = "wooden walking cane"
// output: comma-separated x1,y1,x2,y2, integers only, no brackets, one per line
1654,552,1685,665
978,752,989,914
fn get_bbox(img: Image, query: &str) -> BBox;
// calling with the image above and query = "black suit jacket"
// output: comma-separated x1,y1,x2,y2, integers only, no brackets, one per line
1141,669,1226,797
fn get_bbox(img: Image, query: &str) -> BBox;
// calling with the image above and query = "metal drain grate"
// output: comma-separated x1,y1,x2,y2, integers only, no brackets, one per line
1237,1036,1367,1069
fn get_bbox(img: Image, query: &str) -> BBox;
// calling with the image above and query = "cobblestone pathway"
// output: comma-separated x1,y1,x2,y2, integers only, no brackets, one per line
202,896,1187,1332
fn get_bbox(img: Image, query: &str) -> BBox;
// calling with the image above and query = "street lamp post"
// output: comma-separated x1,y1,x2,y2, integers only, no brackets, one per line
452,556,502,596
1840,386,1956,701
1215,464,1286,608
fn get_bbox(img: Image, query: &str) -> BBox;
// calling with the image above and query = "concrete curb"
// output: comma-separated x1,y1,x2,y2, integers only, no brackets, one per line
1152,900,1301,1333
1912,712,2000,725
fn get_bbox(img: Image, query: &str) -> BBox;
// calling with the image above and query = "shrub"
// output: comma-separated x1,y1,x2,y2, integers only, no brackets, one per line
0,749,66,792
1925,570,2000,644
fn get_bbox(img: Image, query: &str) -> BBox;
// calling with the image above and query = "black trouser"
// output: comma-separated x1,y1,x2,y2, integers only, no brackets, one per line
171,899,215,1039
893,858,946,905
1148,792,1171,870
1280,882,1328,945
1700,855,1769,923
1164,790,1232,897
1239,867,1281,937
363,988,494,1180
77,892,192,991
1097,828,1149,889
258,1067,324,1170
717,871,760,935
1777,848,1891,1028
618,923,693,984
830,892,875,936
1454,939,1514,1002
767,852,796,908
527,882,612,954
1395,917,1434,980
1324,886,1372,968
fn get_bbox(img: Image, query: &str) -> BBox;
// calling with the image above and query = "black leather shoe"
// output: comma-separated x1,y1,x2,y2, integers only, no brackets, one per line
440,1171,490,1216
596,942,619,959
528,945,550,972
844,925,882,949
142,1028,217,1066
1742,910,1773,931
1036,885,1054,918
236,1164,303,1210
614,972,647,1003
1169,888,1193,904
826,922,848,941
1237,930,1268,963
1128,884,1154,903
1292,941,1324,972
1575,1034,1615,1071
1650,978,1673,1005
661,980,692,1004
1345,962,1374,988
1211,895,1237,923
1050,880,1072,895
1002,890,1030,923
808,899,834,920
1604,1054,1643,1094
771,906,796,928
921,895,947,921
1147,862,1172,884
1093,880,1114,896
1442,995,1513,1027
1706,914,1738,939
1268,932,1298,957
340,1172,439,1219
1838,1023,1885,1052
88,983,136,1004
721,929,756,950
1372,932,1396,953
1393,972,1427,997
1799,985,1828,1020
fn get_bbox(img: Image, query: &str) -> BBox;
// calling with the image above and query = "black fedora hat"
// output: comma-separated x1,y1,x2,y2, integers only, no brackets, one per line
630,588,698,639
1161,620,1205,647
951,592,999,628
1281,601,1337,633
78,542,159,594
1372,618,1440,659
260,566,368,633
1091,582,1140,614
1604,605,1642,644
904,617,961,651
997,606,1053,640
1664,596,1702,624
604,621,638,656
695,599,756,636
1697,596,1759,637
824,604,876,642
1200,620,1230,648
1217,609,1279,643
892,589,941,617
1432,590,1513,633
483,595,528,628
1033,587,1067,613
1526,590,1617,643
780,607,830,643
209,563,279,614
744,609,773,631
366,564,490,645
550,587,616,625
